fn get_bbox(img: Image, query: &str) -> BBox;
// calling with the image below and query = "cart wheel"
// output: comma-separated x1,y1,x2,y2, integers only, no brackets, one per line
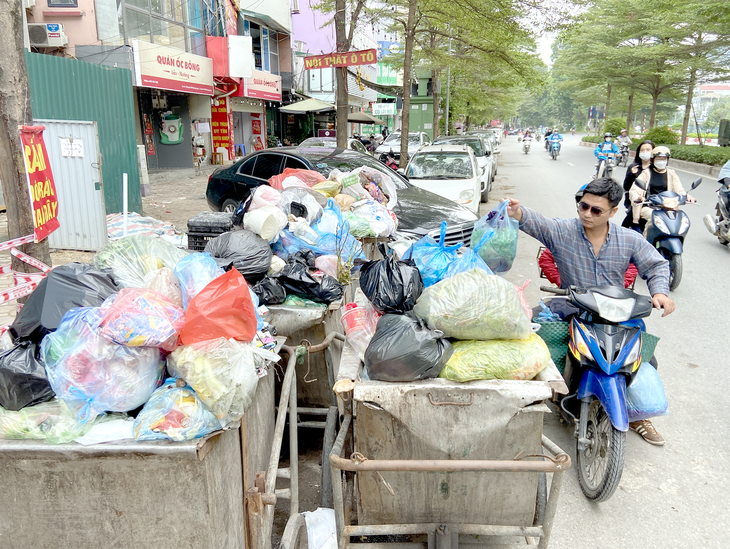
533,471,547,526
320,406,338,509
280,513,308,549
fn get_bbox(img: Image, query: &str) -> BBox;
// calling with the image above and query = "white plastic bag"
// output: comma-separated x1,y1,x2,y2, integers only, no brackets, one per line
351,200,397,237
249,185,282,211
279,188,324,224
269,255,286,275
315,255,340,278
302,508,338,549
74,417,135,445
143,267,183,308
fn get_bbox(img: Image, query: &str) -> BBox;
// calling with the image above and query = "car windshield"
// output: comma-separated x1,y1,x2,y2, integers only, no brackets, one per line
407,152,473,180
433,138,483,156
382,133,421,146
299,149,409,190
383,133,401,144
300,138,336,147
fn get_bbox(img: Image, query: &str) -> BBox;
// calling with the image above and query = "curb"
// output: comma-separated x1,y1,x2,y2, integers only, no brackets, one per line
579,141,722,178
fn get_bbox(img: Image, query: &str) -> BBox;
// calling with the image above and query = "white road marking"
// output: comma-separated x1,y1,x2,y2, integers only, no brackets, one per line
567,162,575,166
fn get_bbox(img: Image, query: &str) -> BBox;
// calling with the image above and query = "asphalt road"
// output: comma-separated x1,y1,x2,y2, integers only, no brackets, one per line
487,133,730,548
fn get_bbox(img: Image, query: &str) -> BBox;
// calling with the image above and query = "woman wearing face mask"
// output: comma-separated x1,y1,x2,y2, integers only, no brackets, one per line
621,140,655,227
629,146,696,230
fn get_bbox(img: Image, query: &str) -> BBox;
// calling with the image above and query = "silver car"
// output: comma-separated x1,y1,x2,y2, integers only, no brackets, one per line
375,131,431,163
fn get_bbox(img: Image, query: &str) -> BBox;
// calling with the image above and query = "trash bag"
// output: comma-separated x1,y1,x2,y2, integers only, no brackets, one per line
0,342,53,411
278,262,343,304
413,269,533,341
0,400,103,443
98,288,186,351
351,199,397,237
180,268,258,345
249,288,265,331
9,263,120,343
627,363,669,422
269,255,286,275
315,255,340,278
359,244,424,314
269,168,326,191
133,378,221,441
249,185,282,211
204,230,272,285
312,180,341,198
439,335,551,382
444,229,494,279
343,211,375,237
273,228,365,264
470,200,519,273
302,508,338,549
289,249,316,268
364,313,453,382
144,267,183,308
94,235,189,288
41,307,165,423
406,222,462,287
340,303,380,361
173,252,225,310
167,338,259,427
252,276,287,305
314,199,346,235
334,193,356,212
279,188,324,224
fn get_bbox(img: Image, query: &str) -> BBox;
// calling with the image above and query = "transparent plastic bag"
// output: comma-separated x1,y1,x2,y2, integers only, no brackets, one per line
167,338,259,427
312,180,341,198
278,188,324,224
0,400,88,443
98,288,186,351
351,200,397,237
413,269,533,341
314,199,346,235
627,363,668,422
41,307,165,423
343,212,375,237
94,235,188,288
249,185,282,211
439,334,551,382
144,267,183,308
470,200,519,273
315,255,340,278
406,222,462,287
174,252,225,310
133,378,221,441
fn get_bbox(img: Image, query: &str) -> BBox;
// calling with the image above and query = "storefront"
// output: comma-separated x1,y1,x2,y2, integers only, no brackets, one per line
240,69,282,149
132,40,214,171
230,97,266,158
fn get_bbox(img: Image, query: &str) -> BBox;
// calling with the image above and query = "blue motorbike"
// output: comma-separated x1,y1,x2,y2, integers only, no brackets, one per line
541,284,653,502
549,140,561,160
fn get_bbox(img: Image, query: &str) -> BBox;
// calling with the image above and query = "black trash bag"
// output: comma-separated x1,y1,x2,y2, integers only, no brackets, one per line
9,262,120,344
288,250,316,269
359,244,424,314
0,342,54,411
364,313,453,382
204,229,273,284
252,277,287,305
278,263,343,304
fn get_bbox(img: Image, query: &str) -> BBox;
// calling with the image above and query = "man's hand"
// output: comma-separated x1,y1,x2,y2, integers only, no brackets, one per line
652,294,675,317
503,198,523,221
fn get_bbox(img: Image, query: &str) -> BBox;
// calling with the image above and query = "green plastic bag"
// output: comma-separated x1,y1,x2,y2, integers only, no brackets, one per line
439,334,551,382
470,200,519,273
343,212,375,238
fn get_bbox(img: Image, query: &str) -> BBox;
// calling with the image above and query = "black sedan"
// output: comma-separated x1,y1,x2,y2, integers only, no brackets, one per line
205,147,478,243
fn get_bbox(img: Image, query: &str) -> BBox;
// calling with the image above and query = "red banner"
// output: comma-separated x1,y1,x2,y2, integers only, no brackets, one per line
19,126,60,242
304,49,377,70
211,97,234,160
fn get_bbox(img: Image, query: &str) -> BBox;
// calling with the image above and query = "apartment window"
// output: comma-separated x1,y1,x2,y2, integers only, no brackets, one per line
120,0,204,54
125,8,152,43
250,22,262,70
269,31,279,75
262,27,270,72
47,0,78,6
152,17,186,50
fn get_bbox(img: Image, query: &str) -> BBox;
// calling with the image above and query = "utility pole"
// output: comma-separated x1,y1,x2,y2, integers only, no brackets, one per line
444,36,451,136
334,0,348,148
0,0,52,271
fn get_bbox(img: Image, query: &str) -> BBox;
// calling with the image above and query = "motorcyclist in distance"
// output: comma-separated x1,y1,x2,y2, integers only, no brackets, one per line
616,129,633,149
594,132,620,177
548,129,563,151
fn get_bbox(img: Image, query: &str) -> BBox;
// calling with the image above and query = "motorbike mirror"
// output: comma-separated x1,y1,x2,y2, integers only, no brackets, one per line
720,177,730,187
691,177,702,190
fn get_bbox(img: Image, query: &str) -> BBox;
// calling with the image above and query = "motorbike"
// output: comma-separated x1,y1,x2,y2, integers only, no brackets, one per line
571,128,576,135
384,155,399,171
633,177,702,291
702,176,730,246
549,140,561,160
541,284,653,502
522,136,532,154
595,153,617,179
618,144,630,167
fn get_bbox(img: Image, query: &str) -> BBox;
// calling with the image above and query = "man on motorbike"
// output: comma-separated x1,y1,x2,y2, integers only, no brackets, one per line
543,128,553,150
504,178,674,445
594,132,620,176
547,130,563,152
616,129,632,149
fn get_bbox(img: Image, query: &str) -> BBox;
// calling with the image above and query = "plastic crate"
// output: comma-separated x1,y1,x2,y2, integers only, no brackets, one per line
187,212,234,233
188,232,218,252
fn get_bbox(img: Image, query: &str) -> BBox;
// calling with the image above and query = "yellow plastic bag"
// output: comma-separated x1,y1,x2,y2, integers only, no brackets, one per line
439,334,550,382
312,180,342,198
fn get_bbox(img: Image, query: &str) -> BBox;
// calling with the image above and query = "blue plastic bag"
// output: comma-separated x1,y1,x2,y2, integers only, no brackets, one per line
133,378,221,441
314,199,346,236
445,228,494,279
470,200,519,273
627,363,668,422
174,252,224,310
406,222,462,287
273,226,366,264
249,288,265,331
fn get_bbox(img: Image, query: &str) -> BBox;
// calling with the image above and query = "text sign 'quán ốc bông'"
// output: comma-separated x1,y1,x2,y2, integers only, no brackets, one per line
303,49,377,70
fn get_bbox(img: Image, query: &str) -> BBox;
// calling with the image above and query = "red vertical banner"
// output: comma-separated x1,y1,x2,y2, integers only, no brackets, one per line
211,97,234,160
19,126,60,242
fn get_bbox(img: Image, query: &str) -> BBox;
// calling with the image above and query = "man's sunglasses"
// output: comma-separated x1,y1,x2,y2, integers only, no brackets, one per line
577,201,607,216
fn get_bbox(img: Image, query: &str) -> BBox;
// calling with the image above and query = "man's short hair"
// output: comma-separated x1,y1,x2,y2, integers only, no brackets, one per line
576,178,623,208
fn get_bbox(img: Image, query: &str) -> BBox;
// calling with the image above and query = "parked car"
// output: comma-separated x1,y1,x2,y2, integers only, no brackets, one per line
206,147,478,242
403,144,482,214
374,132,431,163
299,137,368,154
432,135,494,202
467,130,501,156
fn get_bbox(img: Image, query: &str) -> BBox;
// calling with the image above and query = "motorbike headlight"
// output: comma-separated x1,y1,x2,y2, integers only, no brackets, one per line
623,337,641,368
653,216,670,234
593,293,635,323
679,215,691,235
573,327,593,360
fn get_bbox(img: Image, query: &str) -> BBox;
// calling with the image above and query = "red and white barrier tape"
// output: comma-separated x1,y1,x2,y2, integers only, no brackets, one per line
0,234,51,313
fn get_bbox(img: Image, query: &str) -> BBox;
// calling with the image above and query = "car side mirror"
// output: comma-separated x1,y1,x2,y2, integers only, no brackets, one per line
481,166,486,174
493,149,501,154
690,177,702,190
397,168,408,179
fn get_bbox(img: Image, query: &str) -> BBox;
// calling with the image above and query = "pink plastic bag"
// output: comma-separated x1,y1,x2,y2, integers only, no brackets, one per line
513,279,533,320
315,255,340,278
268,169,326,191
250,185,282,211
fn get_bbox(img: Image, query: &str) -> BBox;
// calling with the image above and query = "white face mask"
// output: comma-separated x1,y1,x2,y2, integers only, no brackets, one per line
654,160,668,170
605,138,611,143
639,152,652,161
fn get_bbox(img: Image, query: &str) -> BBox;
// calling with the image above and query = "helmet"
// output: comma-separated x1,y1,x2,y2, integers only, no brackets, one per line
652,146,671,158
604,132,613,138
620,129,627,133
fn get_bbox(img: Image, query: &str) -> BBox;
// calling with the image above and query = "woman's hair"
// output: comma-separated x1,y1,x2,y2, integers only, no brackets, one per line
635,139,655,157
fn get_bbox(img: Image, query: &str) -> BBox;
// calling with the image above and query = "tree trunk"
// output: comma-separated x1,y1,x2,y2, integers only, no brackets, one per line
430,33,439,139
649,92,659,129
681,69,697,145
626,90,634,138
0,1,51,272
399,0,417,168
605,83,612,122
334,0,348,148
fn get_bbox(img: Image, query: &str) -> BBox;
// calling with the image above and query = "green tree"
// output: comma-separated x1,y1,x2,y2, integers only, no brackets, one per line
705,97,730,133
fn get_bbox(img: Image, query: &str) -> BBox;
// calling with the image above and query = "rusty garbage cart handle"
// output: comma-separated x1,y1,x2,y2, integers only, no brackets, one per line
427,392,474,407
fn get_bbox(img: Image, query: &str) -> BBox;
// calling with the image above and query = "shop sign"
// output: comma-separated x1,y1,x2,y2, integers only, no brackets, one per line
243,69,282,102
304,49,377,70
373,103,396,116
212,97,234,160
19,126,60,242
132,40,214,96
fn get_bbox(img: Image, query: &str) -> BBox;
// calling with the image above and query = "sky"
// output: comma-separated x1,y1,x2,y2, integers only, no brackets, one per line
537,33,556,66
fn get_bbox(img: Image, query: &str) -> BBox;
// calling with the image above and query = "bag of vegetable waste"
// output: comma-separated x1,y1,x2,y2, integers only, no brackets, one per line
204,230,272,285
405,222,462,287
439,335,550,382
173,252,224,309
413,269,532,341
470,200,519,273
342,211,375,237
0,342,53,411
359,244,424,314
133,378,221,441
364,313,453,382
627,363,668,422
167,338,259,427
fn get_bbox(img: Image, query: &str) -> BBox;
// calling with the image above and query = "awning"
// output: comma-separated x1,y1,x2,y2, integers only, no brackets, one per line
239,10,290,34
348,112,387,125
280,98,336,114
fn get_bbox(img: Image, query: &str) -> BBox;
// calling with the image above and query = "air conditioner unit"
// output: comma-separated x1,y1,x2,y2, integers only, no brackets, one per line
291,0,300,14
23,0,35,9
28,23,69,47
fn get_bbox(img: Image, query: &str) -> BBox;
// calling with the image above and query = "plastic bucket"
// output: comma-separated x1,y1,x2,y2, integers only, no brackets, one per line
341,307,369,333
244,206,286,241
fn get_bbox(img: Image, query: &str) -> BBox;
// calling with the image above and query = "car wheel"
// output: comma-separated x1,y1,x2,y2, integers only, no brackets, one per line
221,199,239,213
480,182,489,203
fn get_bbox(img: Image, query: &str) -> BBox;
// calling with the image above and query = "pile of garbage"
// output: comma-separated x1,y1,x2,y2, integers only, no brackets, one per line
342,201,552,383
0,235,280,445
